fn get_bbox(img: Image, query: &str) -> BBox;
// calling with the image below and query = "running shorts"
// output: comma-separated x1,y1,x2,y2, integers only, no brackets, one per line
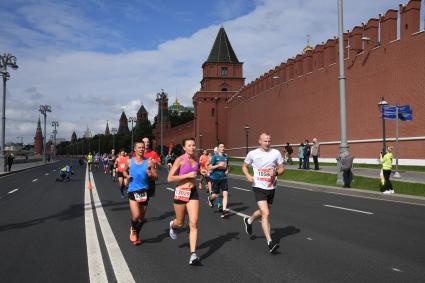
253,187,275,205
212,179,228,195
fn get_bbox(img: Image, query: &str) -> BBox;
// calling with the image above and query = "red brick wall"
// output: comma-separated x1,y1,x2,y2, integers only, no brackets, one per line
226,2,425,160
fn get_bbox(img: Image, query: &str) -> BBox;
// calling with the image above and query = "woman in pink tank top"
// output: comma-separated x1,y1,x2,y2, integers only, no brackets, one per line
167,138,201,265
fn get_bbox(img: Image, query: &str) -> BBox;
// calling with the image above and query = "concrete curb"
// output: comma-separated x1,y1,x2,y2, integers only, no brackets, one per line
228,173,425,207
0,161,60,178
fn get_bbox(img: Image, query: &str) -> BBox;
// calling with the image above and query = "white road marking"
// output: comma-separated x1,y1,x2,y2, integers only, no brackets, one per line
392,268,402,272
165,187,174,192
52,169,56,172
90,171,135,283
44,173,49,176
323,205,373,215
226,208,250,218
84,167,108,282
8,189,19,194
32,179,38,182
306,237,313,241
232,186,251,192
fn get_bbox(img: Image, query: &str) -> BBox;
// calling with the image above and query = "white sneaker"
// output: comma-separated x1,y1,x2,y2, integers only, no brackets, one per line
383,190,391,195
189,252,200,265
390,190,395,194
169,220,177,240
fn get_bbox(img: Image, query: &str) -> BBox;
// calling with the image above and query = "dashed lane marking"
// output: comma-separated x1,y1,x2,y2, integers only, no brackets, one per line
306,237,313,241
323,205,373,215
225,208,250,218
44,173,49,176
32,179,38,182
391,268,402,272
232,186,251,192
8,189,19,194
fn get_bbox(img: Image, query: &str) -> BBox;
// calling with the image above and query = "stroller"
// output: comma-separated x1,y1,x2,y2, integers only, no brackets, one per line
56,164,74,182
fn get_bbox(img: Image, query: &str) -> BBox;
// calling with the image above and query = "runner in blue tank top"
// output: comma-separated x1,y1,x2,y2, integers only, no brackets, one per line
123,141,157,245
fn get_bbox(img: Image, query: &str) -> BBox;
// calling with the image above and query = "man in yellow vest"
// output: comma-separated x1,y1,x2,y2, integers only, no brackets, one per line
380,146,394,194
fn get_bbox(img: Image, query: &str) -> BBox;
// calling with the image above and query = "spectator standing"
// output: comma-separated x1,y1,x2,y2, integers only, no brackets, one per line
380,146,394,194
298,143,304,169
7,153,14,172
284,143,293,165
311,138,320,170
303,140,311,169
340,151,354,188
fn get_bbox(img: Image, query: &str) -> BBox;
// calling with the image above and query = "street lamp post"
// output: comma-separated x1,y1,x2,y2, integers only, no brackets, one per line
111,128,117,152
156,90,167,160
244,125,250,155
51,121,59,160
0,53,18,172
39,105,51,163
378,97,388,154
337,0,348,154
129,116,136,153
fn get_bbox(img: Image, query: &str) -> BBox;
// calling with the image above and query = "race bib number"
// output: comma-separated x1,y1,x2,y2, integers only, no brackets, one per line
174,186,192,202
256,168,273,181
133,191,147,203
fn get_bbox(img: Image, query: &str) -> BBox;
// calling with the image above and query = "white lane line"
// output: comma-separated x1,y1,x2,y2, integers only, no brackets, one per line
84,167,108,282
323,205,373,215
306,237,313,241
391,268,402,272
32,179,38,182
90,171,135,283
232,186,251,192
44,173,49,176
165,187,174,192
8,189,19,194
226,208,250,218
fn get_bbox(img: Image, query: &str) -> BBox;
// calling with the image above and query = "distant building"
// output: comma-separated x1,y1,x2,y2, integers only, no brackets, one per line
105,121,110,135
137,104,148,126
83,126,92,139
34,117,43,155
118,111,130,135
168,98,194,114
71,131,77,142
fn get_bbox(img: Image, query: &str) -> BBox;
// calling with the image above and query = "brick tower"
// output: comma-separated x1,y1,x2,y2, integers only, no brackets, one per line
137,104,148,125
193,26,245,149
34,117,43,155
71,131,77,143
105,121,110,135
118,111,130,135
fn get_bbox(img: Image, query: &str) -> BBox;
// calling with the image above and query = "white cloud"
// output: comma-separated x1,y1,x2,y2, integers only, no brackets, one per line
1,0,405,143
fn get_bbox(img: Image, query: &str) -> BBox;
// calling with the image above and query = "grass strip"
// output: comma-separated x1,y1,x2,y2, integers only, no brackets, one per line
229,166,425,197
228,157,425,172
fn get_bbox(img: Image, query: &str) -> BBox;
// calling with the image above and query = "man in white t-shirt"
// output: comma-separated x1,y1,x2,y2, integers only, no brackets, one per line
242,132,285,253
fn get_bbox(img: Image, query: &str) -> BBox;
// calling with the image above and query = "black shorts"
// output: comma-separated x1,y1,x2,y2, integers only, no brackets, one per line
128,190,149,205
212,179,228,195
117,171,124,178
109,163,114,170
173,188,199,204
253,187,275,205
147,180,156,197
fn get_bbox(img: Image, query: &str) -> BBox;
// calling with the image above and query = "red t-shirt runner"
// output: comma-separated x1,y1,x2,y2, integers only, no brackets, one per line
143,150,160,164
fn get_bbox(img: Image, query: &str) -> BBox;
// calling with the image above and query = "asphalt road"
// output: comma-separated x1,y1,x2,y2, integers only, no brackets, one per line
1,159,424,283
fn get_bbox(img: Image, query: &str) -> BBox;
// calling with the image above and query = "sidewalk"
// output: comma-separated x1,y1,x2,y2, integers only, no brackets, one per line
229,161,425,184
0,160,58,177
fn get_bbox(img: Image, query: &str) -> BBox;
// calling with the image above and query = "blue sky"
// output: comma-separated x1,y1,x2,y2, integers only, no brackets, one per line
0,0,423,143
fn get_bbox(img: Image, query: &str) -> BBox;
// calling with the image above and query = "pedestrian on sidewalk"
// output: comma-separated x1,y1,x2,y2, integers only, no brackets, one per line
340,151,354,188
380,146,394,194
284,142,293,165
7,153,14,172
311,138,320,170
303,140,311,169
298,143,304,169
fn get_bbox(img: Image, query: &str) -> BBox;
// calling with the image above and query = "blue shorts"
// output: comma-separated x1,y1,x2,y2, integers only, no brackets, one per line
211,179,228,195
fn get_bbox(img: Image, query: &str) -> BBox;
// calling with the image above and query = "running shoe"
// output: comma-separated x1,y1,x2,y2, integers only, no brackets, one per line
390,189,395,194
130,228,140,245
220,210,230,219
243,217,252,235
169,220,177,240
268,240,280,253
189,252,201,265
382,190,391,195
207,196,214,207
